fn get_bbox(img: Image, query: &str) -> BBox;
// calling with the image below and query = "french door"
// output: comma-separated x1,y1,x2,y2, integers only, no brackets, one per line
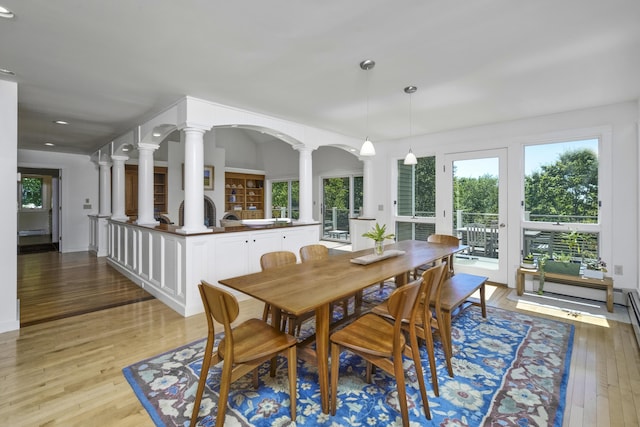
321,176,363,242
443,149,508,283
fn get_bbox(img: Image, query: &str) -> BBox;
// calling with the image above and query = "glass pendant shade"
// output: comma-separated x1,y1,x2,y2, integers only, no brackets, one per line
403,149,417,165
360,138,376,156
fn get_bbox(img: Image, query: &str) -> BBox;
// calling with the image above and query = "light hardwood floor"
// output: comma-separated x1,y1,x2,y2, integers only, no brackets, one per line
2,253,640,426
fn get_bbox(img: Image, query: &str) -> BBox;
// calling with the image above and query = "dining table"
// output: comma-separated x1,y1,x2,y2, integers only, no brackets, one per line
217,239,467,414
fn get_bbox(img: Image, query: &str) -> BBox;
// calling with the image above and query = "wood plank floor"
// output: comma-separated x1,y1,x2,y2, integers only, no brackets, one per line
18,252,154,326
2,252,639,426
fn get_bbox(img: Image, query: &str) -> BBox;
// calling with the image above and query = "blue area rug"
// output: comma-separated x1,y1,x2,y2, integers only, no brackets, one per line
123,286,574,426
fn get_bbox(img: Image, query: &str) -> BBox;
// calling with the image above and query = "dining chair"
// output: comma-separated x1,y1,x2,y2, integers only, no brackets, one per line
413,233,459,279
260,250,314,336
466,223,487,256
190,281,298,427
372,262,448,395
330,278,431,425
299,244,352,318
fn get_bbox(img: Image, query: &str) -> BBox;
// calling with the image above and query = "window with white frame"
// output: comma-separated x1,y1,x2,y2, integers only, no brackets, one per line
522,138,602,263
395,156,436,241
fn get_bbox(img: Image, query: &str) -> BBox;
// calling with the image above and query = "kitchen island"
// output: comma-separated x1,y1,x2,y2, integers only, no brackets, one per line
107,219,320,316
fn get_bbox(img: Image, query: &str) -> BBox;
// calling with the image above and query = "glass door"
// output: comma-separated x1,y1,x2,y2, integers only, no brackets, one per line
443,149,508,283
321,176,362,242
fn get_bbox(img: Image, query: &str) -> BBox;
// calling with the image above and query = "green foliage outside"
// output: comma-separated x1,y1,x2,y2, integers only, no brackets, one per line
525,149,598,223
21,177,43,209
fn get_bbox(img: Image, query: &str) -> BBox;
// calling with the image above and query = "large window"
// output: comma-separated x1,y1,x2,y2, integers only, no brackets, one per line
396,156,436,241
523,138,601,260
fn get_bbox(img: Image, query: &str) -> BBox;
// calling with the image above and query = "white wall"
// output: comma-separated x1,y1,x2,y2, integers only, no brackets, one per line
18,150,99,253
215,128,264,170
0,79,18,333
372,100,639,291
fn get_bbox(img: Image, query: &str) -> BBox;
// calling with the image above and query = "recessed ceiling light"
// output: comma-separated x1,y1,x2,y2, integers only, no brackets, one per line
230,124,238,128
0,68,15,76
53,120,69,125
152,132,161,137
44,142,55,147
122,146,129,152
0,6,14,19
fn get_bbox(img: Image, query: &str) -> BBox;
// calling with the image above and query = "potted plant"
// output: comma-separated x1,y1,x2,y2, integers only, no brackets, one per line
362,222,395,256
544,252,581,276
521,253,536,269
583,257,607,280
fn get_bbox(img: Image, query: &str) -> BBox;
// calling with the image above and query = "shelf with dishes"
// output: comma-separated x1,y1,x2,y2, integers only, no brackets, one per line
224,172,265,218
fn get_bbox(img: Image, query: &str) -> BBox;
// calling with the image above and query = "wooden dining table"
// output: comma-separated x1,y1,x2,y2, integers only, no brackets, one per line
218,239,466,414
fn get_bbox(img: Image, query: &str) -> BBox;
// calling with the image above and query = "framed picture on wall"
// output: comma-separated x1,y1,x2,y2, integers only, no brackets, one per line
182,164,215,190
203,165,214,190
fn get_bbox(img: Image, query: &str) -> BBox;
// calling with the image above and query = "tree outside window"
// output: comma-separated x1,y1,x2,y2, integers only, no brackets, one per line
21,177,44,209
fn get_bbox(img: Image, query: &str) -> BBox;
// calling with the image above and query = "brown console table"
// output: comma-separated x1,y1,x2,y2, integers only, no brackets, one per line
516,267,614,312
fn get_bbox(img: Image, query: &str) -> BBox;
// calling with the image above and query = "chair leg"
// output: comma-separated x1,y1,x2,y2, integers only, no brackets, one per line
330,343,340,416
215,359,234,427
393,349,410,427
287,346,297,422
422,320,439,397
408,329,431,420
189,337,215,427
439,312,454,377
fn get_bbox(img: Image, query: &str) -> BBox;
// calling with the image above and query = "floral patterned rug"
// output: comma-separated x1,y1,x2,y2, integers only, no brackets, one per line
123,287,574,427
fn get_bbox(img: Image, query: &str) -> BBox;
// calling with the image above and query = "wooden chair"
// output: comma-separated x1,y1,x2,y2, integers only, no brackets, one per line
413,233,459,279
330,278,431,425
466,223,487,256
260,251,314,336
190,281,297,427
426,233,460,278
372,262,448,395
299,244,351,318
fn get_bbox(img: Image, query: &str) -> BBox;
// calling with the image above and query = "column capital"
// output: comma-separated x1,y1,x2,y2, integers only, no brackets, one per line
137,142,160,152
111,154,129,162
293,145,316,154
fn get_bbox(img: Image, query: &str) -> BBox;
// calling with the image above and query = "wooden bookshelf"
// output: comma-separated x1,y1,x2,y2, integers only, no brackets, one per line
225,172,264,219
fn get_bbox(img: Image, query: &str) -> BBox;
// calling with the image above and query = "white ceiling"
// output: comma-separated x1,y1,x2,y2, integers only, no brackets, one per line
2,0,639,155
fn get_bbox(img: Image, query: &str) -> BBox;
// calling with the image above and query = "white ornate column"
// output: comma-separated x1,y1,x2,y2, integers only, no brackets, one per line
110,155,129,221
98,158,112,216
179,127,210,234
136,142,160,225
361,157,376,218
295,146,315,223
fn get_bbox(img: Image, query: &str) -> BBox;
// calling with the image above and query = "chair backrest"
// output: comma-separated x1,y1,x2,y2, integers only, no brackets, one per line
420,261,447,305
299,244,329,262
387,277,424,325
466,223,487,245
199,280,239,336
427,234,460,246
260,251,297,270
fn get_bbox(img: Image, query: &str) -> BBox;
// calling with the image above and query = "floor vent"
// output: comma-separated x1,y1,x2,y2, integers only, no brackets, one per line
627,290,640,346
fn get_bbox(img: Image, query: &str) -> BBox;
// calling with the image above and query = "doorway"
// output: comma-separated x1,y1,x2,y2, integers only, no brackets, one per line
443,149,508,283
17,167,61,254
321,175,363,242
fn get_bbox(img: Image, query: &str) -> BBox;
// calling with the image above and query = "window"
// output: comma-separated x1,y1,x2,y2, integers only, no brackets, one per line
397,156,436,217
271,180,299,220
21,175,50,210
523,138,601,260
395,156,436,241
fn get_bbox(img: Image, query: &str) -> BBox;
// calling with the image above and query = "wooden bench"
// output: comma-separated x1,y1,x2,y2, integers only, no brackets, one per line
430,273,488,357
516,267,614,312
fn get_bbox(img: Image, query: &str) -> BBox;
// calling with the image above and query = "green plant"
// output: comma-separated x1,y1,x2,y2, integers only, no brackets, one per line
522,253,535,263
537,253,549,294
362,223,395,242
585,257,607,272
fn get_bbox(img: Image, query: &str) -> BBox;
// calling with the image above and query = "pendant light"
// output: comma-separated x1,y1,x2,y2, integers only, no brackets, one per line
359,59,376,156
403,85,418,165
